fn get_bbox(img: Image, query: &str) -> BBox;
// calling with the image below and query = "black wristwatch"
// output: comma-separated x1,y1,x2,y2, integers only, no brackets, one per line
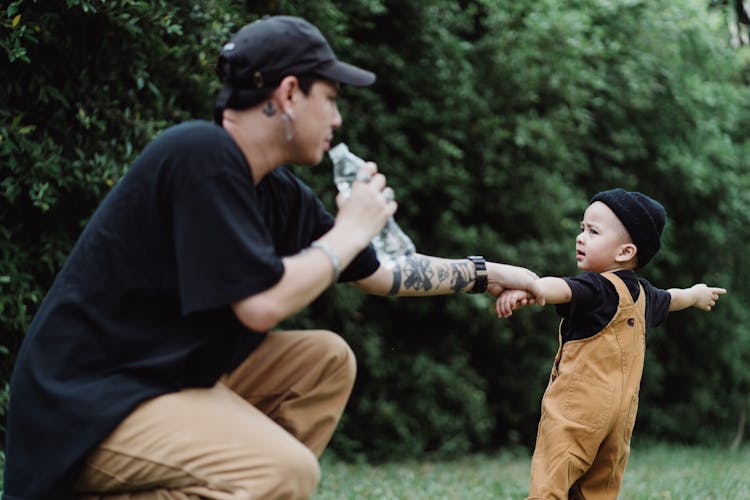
466,255,488,294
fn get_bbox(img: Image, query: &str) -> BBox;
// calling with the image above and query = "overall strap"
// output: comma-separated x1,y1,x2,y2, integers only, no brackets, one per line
600,271,646,321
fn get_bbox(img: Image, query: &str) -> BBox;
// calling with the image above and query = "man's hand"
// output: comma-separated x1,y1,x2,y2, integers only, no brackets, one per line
486,263,544,305
334,162,396,248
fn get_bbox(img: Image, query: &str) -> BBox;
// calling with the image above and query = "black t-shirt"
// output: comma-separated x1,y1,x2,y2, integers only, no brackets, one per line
555,270,671,343
2,120,379,500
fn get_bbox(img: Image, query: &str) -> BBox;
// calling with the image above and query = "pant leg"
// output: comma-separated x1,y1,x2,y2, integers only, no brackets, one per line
72,329,356,499
222,329,357,457
573,393,638,500
526,398,592,500
527,373,616,500
72,383,320,500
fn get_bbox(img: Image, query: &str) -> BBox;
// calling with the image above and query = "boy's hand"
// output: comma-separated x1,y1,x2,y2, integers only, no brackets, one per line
496,289,532,318
691,284,727,311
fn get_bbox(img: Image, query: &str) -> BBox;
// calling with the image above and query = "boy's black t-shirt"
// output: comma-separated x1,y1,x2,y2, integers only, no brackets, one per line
555,270,672,343
3,120,379,500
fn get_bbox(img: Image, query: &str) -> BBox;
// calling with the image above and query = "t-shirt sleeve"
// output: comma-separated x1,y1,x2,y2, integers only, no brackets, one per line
339,245,380,282
641,279,671,327
173,171,284,316
556,272,610,315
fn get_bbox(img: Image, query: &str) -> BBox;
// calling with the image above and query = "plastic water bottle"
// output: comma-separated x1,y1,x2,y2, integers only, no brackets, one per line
328,143,416,268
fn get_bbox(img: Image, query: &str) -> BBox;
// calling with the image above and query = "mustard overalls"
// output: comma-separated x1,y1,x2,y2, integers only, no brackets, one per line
527,272,646,500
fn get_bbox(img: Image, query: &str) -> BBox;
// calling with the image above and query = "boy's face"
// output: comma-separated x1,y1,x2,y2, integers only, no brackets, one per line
576,201,635,272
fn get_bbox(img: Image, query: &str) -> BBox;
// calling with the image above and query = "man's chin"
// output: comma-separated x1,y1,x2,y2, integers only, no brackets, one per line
295,152,324,166
308,150,325,166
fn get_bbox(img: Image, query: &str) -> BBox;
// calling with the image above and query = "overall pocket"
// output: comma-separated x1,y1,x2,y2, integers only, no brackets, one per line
562,374,615,429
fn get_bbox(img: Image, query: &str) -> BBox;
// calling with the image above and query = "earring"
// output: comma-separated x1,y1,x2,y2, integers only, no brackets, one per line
281,112,294,142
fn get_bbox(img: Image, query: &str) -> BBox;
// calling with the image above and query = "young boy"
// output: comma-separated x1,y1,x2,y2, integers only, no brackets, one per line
496,188,726,499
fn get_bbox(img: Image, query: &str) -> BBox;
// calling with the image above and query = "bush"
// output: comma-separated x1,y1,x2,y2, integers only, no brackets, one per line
0,0,243,461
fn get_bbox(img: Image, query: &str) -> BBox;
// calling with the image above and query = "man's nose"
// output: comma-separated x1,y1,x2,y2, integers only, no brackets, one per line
332,106,342,129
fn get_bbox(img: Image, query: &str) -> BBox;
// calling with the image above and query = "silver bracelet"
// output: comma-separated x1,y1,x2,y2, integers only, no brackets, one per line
311,240,341,284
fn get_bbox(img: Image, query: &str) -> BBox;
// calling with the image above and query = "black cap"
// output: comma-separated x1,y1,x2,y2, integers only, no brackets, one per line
214,16,376,123
590,188,667,268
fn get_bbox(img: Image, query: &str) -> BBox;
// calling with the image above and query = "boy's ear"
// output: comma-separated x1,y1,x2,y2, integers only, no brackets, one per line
615,243,637,263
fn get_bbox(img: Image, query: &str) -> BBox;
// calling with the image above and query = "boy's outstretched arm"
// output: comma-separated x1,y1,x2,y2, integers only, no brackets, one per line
668,284,727,312
496,277,572,318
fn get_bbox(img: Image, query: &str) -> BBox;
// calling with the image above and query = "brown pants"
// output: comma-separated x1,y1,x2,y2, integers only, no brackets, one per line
527,273,645,500
72,329,356,500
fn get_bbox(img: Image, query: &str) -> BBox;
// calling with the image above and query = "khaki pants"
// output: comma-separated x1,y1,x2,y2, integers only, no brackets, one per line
72,329,356,500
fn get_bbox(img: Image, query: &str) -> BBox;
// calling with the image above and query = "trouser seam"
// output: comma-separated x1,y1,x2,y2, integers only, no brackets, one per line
83,446,214,489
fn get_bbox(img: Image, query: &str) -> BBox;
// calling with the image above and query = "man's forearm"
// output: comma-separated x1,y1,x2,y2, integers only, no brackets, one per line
387,254,474,296
354,254,538,298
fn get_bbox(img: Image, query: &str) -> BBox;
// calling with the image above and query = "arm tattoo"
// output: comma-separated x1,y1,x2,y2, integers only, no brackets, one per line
403,255,435,292
262,101,277,117
388,256,473,294
450,261,473,293
387,264,401,295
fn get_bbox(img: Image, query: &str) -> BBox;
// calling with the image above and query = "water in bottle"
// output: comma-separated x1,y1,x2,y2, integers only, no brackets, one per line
328,143,416,268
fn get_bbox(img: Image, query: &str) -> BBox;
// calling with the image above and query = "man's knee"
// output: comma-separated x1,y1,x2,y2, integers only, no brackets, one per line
262,441,321,498
306,330,357,382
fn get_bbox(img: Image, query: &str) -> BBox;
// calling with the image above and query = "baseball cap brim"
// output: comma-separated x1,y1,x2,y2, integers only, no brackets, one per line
315,60,376,87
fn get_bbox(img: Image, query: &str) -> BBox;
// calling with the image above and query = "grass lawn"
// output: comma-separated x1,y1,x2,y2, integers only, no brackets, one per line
314,442,750,499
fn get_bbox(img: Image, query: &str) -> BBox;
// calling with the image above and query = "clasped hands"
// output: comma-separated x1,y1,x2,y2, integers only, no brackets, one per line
495,288,537,318
486,263,544,318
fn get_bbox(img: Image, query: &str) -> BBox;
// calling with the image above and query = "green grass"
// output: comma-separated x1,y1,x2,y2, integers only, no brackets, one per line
314,442,750,499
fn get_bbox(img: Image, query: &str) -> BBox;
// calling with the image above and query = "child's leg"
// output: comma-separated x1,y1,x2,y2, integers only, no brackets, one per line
527,409,597,499
527,373,616,499
572,393,639,499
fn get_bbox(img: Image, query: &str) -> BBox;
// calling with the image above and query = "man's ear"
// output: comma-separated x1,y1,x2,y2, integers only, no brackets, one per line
274,75,299,112
615,243,637,263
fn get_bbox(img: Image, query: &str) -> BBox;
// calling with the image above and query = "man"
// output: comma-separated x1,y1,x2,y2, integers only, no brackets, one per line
3,15,538,499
